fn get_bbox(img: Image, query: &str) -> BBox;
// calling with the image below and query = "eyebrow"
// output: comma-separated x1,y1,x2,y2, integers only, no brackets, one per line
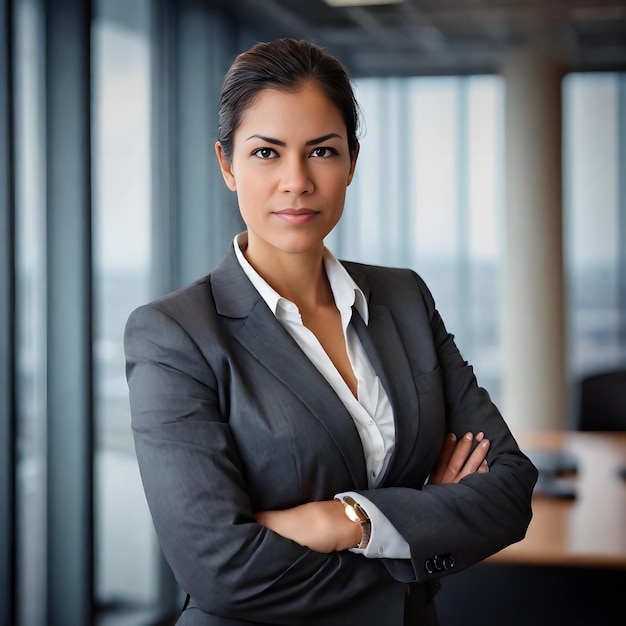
244,133,343,146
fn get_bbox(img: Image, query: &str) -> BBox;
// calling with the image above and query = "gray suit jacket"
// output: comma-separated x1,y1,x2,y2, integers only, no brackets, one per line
124,244,537,626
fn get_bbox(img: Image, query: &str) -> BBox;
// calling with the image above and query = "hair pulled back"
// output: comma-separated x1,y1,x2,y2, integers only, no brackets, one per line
218,38,360,161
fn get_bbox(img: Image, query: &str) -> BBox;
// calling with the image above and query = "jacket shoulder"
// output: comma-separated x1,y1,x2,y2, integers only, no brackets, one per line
134,274,213,316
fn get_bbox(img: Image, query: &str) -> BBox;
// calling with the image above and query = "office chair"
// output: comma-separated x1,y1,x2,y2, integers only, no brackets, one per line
576,368,626,431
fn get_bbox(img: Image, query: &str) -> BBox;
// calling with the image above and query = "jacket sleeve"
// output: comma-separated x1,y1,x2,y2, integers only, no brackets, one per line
356,271,538,584
124,303,401,625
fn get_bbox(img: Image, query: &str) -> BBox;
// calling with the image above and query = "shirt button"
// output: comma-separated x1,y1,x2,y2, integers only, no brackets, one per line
378,546,384,554
375,449,383,459
368,419,375,426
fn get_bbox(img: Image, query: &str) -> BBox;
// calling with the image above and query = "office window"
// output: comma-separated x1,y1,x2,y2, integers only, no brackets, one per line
92,0,156,620
330,75,504,401
563,72,626,381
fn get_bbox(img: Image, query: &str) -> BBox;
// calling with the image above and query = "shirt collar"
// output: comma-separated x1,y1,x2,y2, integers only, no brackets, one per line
233,232,369,325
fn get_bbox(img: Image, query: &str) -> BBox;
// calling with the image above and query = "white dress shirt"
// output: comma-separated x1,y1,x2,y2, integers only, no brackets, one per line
234,233,410,559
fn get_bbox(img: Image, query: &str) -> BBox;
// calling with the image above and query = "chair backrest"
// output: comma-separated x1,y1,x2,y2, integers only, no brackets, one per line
577,369,626,431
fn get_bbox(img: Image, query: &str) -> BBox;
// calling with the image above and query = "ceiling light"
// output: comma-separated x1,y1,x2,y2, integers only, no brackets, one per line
323,0,404,7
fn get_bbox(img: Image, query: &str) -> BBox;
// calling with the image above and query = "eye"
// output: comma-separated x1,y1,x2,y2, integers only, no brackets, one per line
252,147,278,159
310,147,338,158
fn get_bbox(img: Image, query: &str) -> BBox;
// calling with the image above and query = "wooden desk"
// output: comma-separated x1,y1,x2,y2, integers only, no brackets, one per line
488,430,626,568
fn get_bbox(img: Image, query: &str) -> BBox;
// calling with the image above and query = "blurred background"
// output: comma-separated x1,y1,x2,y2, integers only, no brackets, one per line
1,0,625,624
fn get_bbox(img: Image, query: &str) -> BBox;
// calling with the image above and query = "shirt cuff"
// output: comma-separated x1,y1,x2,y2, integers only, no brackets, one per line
335,491,411,559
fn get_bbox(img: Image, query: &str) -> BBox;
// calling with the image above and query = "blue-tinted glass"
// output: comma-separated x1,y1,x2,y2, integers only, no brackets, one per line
564,73,624,377
92,0,156,620
15,0,47,623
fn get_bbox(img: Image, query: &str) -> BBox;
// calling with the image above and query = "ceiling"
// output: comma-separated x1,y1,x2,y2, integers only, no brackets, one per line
214,0,626,76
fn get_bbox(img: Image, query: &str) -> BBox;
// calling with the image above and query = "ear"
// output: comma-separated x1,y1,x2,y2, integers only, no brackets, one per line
347,140,360,186
215,141,237,191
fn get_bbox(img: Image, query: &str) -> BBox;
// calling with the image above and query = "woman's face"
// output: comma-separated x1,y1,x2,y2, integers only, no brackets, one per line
216,82,358,261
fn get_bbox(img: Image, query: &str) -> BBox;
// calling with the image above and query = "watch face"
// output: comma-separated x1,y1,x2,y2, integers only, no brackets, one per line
345,505,361,523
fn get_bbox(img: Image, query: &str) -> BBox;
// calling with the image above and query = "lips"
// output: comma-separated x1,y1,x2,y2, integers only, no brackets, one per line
273,208,319,225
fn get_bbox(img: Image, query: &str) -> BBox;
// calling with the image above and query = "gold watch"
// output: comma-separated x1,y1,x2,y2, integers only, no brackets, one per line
341,496,371,549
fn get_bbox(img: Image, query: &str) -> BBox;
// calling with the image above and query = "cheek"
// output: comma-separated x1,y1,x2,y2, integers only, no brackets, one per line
233,172,270,221
326,177,349,204
234,159,271,187
233,167,263,197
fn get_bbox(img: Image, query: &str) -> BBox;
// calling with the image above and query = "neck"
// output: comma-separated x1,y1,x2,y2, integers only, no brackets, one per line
243,240,333,312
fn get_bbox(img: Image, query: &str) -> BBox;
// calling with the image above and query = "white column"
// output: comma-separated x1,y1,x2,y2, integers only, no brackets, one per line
501,48,567,433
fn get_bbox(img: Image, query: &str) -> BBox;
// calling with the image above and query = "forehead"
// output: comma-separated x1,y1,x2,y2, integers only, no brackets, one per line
236,83,346,136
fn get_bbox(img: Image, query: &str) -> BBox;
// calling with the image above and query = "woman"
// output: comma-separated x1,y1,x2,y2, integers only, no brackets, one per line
125,38,537,626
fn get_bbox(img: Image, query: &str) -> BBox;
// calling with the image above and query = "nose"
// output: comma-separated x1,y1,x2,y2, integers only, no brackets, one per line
278,155,314,195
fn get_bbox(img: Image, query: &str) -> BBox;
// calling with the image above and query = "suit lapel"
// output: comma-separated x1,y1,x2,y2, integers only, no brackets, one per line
212,246,369,489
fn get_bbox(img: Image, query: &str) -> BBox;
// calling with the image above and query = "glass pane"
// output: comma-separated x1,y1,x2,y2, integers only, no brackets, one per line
410,77,459,261
92,0,156,622
466,76,504,400
563,73,622,378
407,78,462,347
15,0,47,623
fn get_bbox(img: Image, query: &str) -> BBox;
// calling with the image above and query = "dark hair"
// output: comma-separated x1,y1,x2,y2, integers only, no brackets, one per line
218,38,360,161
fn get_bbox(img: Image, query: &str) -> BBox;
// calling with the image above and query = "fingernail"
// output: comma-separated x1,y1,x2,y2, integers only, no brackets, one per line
464,433,473,441
449,433,457,441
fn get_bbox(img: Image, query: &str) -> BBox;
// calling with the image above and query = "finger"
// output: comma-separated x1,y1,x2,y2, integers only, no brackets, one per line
440,432,474,483
456,439,491,481
437,432,458,466
430,433,457,484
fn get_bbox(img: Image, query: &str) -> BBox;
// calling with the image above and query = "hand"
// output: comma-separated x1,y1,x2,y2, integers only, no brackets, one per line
429,431,490,485
254,500,361,553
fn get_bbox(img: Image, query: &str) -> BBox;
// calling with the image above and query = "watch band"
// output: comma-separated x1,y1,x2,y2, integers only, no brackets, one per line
356,519,371,549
